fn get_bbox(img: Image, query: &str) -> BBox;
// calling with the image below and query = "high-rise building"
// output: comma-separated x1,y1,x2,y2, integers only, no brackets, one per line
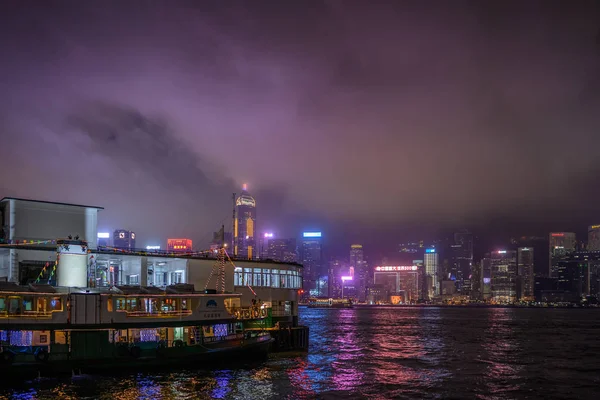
113,229,135,250
328,258,344,298
167,238,193,253
517,247,534,301
301,231,323,296
481,257,492,300
350,244,368,301
549,232,576,277
268,238,297,263
490,250,517,303
97,232,110,247
234,184,257,259
453,230,474,296
511,236,548,277
424,248,439,298
588,225,600,251
259,232,273,259
556,251,600,300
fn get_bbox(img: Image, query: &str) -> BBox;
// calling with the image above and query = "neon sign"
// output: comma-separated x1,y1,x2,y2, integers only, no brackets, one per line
97,232,109,239
497,250,507,254
303,232,322,238
264,233,274,238
425,248,436,253
551,233,565,237
374,266,418,272
146,246,160,250
341,276,353,282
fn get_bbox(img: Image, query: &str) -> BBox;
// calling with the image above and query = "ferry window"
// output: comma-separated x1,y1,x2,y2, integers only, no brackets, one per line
23,296,34,311
162,298,176,312
116,298,126,311
0,297,5,312
181,299,189,311
263,269,271,287
36,297,46,312
126,298,138,311
271,270,280,288
55,331,67,345
50,297,63,311
107,297,113,312
8,297,21,314
253,268,262,286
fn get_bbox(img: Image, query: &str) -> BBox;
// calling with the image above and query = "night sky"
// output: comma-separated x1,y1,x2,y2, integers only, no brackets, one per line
1,1,600,256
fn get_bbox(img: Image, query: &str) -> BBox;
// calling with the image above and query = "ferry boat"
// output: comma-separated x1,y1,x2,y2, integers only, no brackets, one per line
307,298,353,308
0,282,272,377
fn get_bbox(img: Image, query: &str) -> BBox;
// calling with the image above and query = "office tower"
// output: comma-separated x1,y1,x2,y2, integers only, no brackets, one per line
302,231,323,296
555,251,600,300
490,250,517,303
453,230,474,296
234,184,257,259
549,232,576,277
481,257,492,300
97,232,110,247
517,247,534,301
424,248,439,298
167,238,193,253
268,238,298,262
588,225,600,251
328,258,344,298
350,244,368,301
470,260,482,300
259,232,273,259
113,229,136,250
511,236,548,277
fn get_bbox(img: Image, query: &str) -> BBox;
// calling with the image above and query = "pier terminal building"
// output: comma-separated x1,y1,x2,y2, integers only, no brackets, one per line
0,197,302,326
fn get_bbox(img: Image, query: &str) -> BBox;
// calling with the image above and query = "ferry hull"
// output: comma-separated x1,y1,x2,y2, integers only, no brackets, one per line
0,337,273,379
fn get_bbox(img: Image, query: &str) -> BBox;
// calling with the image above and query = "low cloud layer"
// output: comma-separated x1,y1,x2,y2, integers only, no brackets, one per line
1,1,600,252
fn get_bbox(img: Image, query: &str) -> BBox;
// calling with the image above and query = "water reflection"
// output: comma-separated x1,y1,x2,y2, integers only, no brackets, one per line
2,308,600,399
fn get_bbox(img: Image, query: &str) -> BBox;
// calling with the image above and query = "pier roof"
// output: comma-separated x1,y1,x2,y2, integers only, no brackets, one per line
0,196,104,210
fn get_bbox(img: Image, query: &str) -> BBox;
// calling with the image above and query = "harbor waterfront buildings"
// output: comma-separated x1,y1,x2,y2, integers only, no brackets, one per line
0,197,302,327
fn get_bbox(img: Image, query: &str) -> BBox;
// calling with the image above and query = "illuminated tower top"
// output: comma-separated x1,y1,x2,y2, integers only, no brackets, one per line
236,183,256,208
234,183,256,259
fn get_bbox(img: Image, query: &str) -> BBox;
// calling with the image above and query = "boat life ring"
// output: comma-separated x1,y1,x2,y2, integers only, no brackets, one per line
260,308,267,318
174,340,184,348
130,346,141,358
1,351,15,364
252,309,260,318
35,349,49,363
243,310,251,319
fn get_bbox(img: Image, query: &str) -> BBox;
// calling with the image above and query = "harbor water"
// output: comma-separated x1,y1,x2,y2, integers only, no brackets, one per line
2,307,599,399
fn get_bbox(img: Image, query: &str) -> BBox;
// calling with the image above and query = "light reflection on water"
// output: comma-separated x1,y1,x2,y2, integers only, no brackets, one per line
1,308,600,399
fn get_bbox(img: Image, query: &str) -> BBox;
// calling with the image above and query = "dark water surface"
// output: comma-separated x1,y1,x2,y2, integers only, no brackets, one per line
1,308,599,399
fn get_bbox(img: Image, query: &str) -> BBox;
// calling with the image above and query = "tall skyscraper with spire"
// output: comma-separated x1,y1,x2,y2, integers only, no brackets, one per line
234,184,256,259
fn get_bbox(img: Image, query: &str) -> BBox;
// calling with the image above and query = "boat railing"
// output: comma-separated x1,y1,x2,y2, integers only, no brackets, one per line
228,307,269,320
0,310,56,319
116,309,193,318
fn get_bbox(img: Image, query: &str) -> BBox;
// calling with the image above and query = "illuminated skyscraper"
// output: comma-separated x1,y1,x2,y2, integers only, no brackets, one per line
350,244,368,301
490,250,517,303
424,248,439,298
113,229,135,250
301,232,323,296
588,225,600,251
234,184,256,259
549,232,576,277
517,247,534,301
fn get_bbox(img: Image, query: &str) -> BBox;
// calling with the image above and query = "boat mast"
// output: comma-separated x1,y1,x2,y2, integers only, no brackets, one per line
232,192,236,255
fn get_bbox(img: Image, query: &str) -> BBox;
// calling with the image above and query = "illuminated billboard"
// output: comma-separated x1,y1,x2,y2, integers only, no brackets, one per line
374,266,418,272
167,238,193,252
341,276,353,282
146,245,161,250
303,232,322,238
425,248,436,253
97,232,109,239
264,233,274,238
